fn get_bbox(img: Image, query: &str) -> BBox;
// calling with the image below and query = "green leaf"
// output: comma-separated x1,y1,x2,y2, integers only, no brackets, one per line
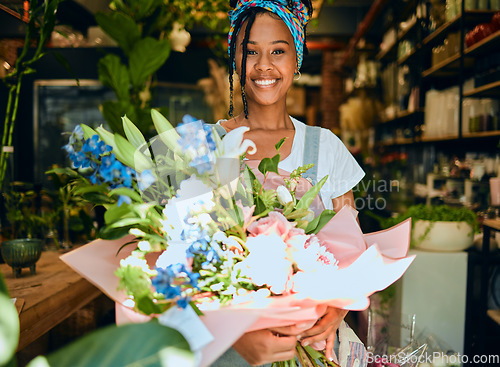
94,12,141,55
98,55,130,101
129,38,171,89
0,293,20,366
0,273,9,296
151,109,181,151
45,167,79,178
275,137,286,152
105,217,151,229
41,321,193,367
305,209,336,234
135,294,163,315
80,124,98,139
101,100,135,135
109,187,143,203
296,175,328,210
104,203,136,224
114,133,153,172
122,115,149,154
51,51,80,86
258,154,280,177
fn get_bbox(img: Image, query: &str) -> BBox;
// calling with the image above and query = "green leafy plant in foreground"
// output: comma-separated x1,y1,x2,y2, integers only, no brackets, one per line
0,272,193,367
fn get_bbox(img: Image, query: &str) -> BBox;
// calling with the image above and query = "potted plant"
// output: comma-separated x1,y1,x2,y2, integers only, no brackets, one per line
377,204,479,252
1,184,45,276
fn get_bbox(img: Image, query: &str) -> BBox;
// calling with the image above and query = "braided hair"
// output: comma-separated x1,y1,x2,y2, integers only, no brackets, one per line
228,0,313,119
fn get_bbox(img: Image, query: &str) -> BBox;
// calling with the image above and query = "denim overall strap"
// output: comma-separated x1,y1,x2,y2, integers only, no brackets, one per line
302,125,321,185
213,123,227,138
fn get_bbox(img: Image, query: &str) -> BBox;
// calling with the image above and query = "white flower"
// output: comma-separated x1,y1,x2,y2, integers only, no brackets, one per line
155,241,191,269
302,209,315,222
137,241,151,252
276,185,294,205
213,126,256,191
234,234,292,294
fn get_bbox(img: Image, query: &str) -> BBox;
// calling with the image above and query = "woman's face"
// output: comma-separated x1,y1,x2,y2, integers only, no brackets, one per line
235,12,297,109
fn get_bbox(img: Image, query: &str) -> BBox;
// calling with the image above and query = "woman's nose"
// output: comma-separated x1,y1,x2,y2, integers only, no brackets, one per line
255,53,272,71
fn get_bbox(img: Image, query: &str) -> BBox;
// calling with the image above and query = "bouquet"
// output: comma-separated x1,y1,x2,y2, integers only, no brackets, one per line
60,110,415,367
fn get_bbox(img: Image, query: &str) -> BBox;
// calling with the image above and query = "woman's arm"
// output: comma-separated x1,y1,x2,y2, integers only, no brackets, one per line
331,189,355,213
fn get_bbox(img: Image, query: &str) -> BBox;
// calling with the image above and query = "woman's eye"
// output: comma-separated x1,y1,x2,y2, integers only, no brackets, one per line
272,49,285,55
247,50,257,55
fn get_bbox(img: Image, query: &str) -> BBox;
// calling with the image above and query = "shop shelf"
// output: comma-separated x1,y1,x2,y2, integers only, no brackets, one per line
422,10,497,48
462,130,500,138
422,53,462,78
380,109,424,124
398,18,419,41
376,41,397,61
464,30,500,58
463,80,500,99
378,137,414,146
397,47,419,65
418,134,459,142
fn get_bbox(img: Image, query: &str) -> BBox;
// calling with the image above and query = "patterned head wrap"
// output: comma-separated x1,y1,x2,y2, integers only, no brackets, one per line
228,0,310,69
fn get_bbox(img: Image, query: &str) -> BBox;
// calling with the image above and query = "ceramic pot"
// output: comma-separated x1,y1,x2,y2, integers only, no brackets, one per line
413,220,474,252
1,238,43,277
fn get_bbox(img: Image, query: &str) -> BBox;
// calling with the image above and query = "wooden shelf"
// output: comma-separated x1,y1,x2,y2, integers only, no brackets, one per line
422,10,497,47
463,80,500,99
397,47,418,65
418,134,459,142
422,53,461,78
378,137,414,147
465,30,500,57
462,130,500,138
380,109,424,124
398,18,418,41
376,41,397,61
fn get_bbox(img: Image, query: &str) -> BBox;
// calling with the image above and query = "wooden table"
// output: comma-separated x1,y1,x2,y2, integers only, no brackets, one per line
1,249,102,351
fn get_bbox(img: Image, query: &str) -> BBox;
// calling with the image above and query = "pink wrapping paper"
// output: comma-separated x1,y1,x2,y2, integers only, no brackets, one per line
61,166,414,366
61,205,414,366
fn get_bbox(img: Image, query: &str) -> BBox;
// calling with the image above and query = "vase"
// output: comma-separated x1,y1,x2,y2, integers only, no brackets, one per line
1,238,43,277
413,220,474,252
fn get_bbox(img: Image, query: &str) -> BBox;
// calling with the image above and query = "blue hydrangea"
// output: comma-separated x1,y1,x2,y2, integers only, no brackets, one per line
152,263,200,308
176,115,217,175
137,169,156,191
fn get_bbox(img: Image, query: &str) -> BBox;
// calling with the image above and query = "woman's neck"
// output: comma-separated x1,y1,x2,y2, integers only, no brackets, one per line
237,103,293,131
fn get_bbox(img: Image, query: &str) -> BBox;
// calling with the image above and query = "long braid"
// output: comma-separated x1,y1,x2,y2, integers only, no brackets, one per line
240,10,257,119
228,12,247,118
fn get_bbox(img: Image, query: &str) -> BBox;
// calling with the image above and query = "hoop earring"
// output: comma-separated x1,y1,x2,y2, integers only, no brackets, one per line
294,71,301,81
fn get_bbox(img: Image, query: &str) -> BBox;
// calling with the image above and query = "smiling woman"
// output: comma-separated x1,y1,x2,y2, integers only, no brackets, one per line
212,0,366,366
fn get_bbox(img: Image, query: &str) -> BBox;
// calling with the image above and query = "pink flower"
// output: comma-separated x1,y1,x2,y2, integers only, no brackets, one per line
247,212,305,244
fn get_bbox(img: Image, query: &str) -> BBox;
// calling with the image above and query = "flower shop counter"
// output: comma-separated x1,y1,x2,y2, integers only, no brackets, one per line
0,249,102,351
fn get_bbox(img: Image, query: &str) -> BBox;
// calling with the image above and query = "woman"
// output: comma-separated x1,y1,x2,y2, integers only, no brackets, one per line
213,0,365,365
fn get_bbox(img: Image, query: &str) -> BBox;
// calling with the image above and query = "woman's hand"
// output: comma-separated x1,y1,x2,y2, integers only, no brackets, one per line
233,328,300,366
298,307,348,361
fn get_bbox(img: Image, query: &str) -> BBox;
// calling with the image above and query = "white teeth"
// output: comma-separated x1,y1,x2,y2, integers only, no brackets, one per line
255,79,276,86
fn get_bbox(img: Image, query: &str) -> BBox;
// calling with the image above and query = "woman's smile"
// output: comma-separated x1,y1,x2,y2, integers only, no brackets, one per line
253,78,278,87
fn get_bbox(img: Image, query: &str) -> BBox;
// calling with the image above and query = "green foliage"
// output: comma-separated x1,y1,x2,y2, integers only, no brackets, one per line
95,0,230,136
0,0,65,189
380,204,479,231
32,322,193,367
0,273,18,367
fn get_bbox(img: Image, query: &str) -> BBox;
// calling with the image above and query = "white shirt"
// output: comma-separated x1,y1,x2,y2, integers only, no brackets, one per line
217,117,365,210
